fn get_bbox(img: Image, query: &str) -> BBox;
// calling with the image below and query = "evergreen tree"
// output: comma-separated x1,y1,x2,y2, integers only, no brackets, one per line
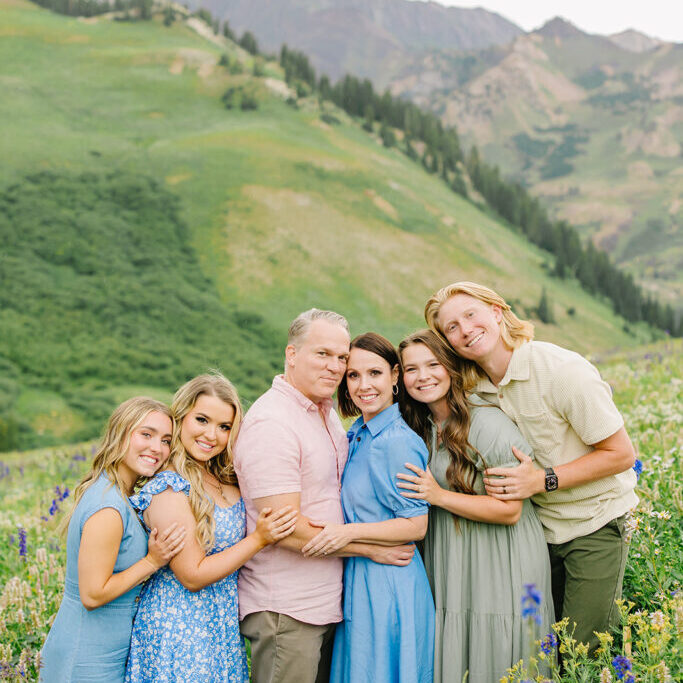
536,288,555,324
363,105,375,133
222,21,235,41
239,31,259,55
379,120,396,148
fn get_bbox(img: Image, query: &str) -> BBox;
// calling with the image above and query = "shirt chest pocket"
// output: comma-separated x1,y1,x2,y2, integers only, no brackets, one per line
515,410,556,460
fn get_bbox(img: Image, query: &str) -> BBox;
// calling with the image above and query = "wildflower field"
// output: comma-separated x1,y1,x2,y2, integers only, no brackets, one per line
0,342,681,682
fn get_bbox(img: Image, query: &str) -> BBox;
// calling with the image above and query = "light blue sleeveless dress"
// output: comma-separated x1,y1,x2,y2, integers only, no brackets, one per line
330,403,435,683
124,470,249,683
40,474,148,682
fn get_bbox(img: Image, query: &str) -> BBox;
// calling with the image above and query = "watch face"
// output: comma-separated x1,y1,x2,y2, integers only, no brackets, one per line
545,473,559,492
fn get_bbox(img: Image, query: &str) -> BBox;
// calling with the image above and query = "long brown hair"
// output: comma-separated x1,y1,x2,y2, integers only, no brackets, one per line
398,330,484,494
60,397,172,535
169,372,243,551
338,332,403,419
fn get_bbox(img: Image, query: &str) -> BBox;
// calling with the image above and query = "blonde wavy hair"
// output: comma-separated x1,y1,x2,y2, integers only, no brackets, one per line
169,372,243,551
424,281,534,390
60,397,172,535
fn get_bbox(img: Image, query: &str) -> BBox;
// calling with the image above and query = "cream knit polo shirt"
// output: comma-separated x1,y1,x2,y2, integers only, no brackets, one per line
475,341,638,544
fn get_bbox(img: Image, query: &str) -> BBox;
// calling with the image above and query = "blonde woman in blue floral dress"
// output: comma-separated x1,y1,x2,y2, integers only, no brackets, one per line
125,374,297,683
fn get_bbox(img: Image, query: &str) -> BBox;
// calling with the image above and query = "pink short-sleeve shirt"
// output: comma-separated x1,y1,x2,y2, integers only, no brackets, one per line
233,375,348,625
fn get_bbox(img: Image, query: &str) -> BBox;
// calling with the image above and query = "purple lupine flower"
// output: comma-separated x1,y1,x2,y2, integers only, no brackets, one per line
48,499,59,516
8,533,15,545
540,632,558,655
522,583,542,624
18,526,27,560
612,655,632,680
632,459,643,480
72,452,86,461
61,487,70,501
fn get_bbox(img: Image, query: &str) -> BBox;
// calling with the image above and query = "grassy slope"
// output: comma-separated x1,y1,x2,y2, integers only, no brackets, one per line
0,1,655,448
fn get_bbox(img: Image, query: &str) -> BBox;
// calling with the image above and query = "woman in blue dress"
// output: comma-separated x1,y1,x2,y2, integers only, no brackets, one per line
40,397,186,682
125,373,298,683
302,333,435,683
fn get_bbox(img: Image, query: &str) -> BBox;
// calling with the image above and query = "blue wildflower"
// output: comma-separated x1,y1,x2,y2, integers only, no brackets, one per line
522,583,542,625
49,499,59,516
632,459,643,480
540,632,558,655
18,526,27,560
612,655,632,680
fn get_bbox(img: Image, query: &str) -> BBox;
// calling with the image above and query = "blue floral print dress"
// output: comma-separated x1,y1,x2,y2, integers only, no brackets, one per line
124,471,249,683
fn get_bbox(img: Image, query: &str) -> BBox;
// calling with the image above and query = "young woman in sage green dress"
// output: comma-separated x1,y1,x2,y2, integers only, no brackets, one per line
396,330,553,683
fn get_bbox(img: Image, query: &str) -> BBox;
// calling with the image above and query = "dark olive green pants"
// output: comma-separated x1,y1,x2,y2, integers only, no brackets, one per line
241,610,336,683
548,514,629,652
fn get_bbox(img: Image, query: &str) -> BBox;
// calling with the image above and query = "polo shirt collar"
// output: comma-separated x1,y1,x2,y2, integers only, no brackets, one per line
271,375,334,414
474,342,531,391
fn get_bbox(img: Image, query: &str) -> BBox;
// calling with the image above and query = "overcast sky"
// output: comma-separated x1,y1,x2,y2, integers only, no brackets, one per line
418,1,682,43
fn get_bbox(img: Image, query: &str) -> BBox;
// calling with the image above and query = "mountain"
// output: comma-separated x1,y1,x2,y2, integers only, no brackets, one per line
0,1,660,450
608,29,663,53
186,0,523,83
387,19,683,303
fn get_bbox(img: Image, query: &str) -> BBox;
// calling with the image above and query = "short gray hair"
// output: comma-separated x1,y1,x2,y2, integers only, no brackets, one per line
287,308,349,347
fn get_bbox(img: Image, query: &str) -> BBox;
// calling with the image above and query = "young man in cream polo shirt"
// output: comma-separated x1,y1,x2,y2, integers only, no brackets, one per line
425,282,638,651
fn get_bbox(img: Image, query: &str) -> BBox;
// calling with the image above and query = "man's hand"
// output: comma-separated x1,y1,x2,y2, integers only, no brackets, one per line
368,544,415,566
483,447,543,500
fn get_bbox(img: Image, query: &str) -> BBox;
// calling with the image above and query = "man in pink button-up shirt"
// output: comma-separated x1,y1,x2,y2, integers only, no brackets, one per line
234,309,414,683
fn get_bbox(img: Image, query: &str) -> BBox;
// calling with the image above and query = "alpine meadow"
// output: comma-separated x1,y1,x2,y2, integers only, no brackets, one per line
0,1,681,681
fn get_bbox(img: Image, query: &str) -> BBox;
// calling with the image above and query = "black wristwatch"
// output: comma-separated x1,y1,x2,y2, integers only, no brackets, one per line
544,467,558,492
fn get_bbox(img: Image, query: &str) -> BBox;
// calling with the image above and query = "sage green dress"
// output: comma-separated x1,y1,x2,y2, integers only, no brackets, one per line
423,397,554,683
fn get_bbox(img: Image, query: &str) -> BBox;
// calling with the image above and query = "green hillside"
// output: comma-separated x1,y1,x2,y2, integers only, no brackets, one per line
0,1,659,450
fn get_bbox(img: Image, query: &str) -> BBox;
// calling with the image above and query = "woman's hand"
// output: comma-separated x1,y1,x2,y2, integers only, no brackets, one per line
301,521,357,557
145,521,186,571
396,463,444,506
253,506,298,547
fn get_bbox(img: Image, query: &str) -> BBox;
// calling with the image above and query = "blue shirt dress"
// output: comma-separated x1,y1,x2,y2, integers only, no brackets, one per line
330,403,435,683
40,474,148,682
124,470,249,683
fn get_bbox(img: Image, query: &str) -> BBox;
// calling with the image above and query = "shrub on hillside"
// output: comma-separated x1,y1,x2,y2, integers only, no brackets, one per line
222,84,260,110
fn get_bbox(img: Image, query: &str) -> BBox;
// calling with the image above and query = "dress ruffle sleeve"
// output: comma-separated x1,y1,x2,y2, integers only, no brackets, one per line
129,470,191,516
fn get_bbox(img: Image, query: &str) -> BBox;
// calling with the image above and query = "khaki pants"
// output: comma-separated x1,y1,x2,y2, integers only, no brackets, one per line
240,611,337,683
548,514,629,652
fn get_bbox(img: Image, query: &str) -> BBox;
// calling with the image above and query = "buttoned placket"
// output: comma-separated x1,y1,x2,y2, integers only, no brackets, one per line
317,405,344,492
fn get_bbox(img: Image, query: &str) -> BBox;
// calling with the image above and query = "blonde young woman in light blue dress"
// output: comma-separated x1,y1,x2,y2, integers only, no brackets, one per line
40,397,185,682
